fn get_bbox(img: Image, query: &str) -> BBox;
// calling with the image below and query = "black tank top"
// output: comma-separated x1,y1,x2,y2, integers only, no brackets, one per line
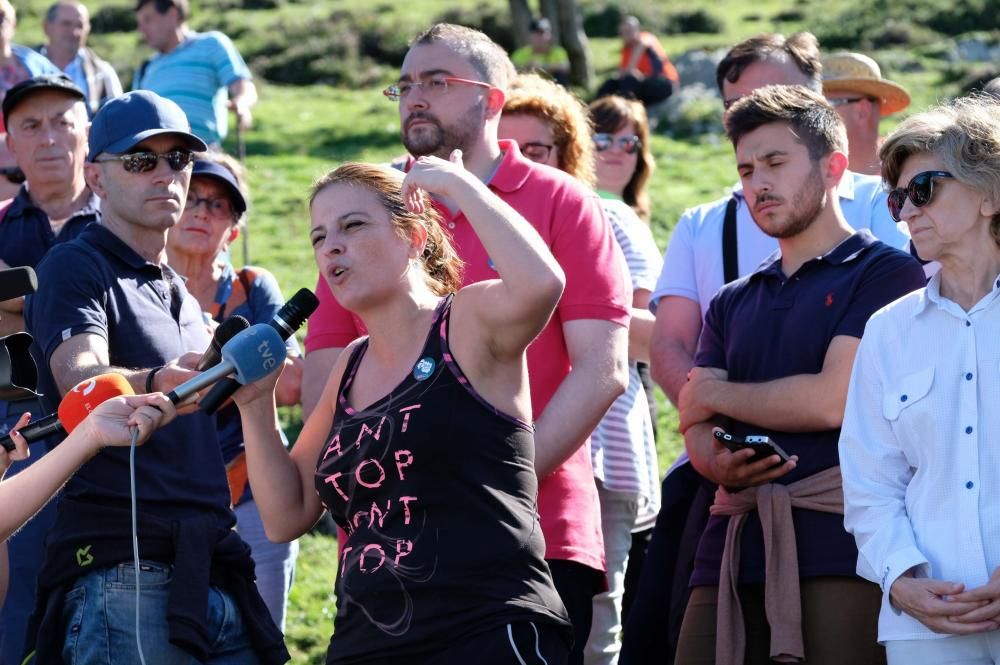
315,295,571,663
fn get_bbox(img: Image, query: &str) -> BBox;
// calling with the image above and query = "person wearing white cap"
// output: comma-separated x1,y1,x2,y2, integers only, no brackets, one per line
823,52,911,176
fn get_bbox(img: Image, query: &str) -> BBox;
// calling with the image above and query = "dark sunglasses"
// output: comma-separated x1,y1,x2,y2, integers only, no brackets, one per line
594,133,641,155
95,150,195,174
0,166,25,184
887,170,954,222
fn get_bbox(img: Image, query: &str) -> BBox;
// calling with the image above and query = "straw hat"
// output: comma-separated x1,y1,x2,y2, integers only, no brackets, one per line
822,52,911,116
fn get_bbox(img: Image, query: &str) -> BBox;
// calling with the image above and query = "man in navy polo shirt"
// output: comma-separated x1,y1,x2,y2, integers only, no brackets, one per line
672,86,925,665
0,73,98,665
21,91,287,664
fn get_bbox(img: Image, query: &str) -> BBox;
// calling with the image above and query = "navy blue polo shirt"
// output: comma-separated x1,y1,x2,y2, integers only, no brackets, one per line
0,185,99,269
690,230,926,587
24,223,232,523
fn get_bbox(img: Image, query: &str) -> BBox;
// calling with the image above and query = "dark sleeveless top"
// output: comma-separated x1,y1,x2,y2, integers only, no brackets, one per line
315,295,571,663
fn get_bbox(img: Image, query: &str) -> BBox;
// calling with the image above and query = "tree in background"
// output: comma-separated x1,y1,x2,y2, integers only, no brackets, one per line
509,0,592,88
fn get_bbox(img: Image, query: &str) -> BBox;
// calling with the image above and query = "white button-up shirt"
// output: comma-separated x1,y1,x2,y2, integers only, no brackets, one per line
840,272,1000,642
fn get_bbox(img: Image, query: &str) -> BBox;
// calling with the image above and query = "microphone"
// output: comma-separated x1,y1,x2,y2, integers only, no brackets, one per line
0,266,37,302
0,373,134,452
165,324,288,406
199,288,318,415
195,315,250,371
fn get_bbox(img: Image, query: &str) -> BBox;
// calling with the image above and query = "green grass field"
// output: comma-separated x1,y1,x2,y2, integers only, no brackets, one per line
8,0,982,660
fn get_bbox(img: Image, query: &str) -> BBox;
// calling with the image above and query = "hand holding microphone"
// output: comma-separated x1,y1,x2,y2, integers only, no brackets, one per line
1,373,177,453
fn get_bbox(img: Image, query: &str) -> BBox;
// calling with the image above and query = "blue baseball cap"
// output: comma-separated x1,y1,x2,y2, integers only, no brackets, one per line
87,90,207,162
192,160,247,214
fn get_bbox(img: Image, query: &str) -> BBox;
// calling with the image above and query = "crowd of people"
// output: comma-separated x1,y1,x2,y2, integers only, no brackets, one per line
0,3,999,665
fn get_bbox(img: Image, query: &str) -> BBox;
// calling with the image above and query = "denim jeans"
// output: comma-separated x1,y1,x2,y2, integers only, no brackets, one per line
234,499,298,632
61,561,259,665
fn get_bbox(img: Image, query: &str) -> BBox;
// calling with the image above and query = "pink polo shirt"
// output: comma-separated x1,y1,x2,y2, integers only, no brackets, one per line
305,140,630,571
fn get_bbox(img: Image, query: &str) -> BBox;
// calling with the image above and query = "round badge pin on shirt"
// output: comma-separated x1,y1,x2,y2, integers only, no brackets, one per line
413,357,435,381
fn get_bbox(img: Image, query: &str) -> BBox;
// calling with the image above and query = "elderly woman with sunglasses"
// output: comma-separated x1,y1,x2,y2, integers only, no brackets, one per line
165,153,303,631
839,94,1000,664
499,75,662,665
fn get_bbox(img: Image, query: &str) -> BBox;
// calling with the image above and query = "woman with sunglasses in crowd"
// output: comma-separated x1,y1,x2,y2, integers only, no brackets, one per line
839,94,1000,664
232,154,573,663
499,76,662,665
165,153,303,632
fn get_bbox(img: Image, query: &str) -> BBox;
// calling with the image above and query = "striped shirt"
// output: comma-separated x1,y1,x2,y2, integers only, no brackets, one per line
592,198,662,522
133,31,251,146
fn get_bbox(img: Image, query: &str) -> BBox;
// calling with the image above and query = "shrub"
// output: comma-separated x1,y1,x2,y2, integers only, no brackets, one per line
91,5,134,34
663,10,723,35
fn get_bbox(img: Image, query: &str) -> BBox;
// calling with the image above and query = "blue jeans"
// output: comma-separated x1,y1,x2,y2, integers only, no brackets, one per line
60,561,259,665
234,499,297,632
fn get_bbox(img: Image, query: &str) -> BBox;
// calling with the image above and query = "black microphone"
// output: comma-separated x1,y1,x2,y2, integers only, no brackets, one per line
195,315,250,371
166,324,288,405
0,266,37,301
199,288,318,415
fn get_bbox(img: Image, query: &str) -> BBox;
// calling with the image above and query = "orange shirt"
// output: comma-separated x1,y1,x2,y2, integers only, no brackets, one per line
620,32,679,85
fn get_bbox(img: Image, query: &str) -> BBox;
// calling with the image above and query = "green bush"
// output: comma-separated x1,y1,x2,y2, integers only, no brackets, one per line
91,5,134,34
663,10,723,36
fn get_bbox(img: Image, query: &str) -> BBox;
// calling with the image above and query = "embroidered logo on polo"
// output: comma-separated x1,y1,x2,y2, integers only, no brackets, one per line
412,357,435,381
487,257,497,271
825,292,835,307
76,544,94,567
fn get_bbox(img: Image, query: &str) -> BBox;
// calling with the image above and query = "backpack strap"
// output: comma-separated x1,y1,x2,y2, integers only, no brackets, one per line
722,195,739,284
210,266,260,323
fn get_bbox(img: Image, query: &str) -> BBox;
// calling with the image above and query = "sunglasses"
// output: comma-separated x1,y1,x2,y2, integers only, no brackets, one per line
594,133,641,155
0,166,25,184
95,150,195,174
887,170,954,222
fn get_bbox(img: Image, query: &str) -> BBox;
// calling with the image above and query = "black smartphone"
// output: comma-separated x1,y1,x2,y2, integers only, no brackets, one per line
713,430,791,464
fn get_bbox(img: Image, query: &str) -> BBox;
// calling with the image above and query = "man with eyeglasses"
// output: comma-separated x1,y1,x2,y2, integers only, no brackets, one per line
20,90,288,665
0,74,100,665
303,22,630,665
623,32,913,665
823,52,911,176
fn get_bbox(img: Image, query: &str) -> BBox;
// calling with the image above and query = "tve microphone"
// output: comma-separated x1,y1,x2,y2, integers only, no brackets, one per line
0,373,134,452
195,315,250,371
165,324,288,405
200,288,319,415
0,266,38,301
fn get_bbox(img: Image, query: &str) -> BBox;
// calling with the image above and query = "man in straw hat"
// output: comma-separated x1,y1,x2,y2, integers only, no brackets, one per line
823,52,911,175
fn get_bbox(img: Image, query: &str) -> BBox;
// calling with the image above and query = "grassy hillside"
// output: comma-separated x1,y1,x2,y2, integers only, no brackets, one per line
10,1,994,661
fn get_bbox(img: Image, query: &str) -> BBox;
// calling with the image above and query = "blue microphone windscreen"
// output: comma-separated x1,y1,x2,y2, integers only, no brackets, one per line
220,324,288,384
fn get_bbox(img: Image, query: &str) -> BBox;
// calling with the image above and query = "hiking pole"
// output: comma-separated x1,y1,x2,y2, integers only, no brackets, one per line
235,120,250,266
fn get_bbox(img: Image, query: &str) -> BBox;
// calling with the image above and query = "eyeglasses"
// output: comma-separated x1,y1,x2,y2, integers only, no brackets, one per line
383,76,493,102
887,170,954,222
520,142,555,164
0,166,25,184
94,150,194,174
185,194,235,219
594,133,641,154
829,97,874,107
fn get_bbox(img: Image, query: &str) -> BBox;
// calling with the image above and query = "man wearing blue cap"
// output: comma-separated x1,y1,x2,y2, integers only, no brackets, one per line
22,90,288,665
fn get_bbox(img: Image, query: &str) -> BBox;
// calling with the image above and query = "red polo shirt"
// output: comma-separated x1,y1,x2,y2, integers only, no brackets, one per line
305,140,630,571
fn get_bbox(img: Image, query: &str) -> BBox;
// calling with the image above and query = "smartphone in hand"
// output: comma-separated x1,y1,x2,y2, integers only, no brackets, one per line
713,430,792,465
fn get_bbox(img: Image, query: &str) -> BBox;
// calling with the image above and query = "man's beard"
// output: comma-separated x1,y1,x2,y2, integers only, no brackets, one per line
752,164,826,239
401,100,485,158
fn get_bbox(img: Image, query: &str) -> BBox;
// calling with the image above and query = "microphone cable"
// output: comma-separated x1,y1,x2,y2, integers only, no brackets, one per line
129,425,149,665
